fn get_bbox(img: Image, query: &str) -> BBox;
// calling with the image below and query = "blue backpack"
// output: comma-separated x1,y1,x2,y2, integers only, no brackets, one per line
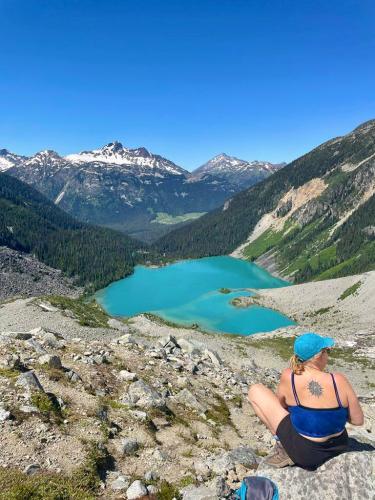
235,476,279,500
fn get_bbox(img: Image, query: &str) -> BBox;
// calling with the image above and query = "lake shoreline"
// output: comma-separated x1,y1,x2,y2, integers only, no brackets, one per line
96,256,293,336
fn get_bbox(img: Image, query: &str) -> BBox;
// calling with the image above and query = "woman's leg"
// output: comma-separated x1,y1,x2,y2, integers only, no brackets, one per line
248,383,289,434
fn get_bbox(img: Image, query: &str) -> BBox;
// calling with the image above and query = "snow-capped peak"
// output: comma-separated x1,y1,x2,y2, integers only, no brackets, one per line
0,149,27,172
24,150,63,167
65,142,186,175
189,153,285,185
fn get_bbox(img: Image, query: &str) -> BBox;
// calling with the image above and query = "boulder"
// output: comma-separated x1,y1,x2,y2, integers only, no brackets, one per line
181,485,218,500
110,475,130,491
144,470,159,481
42,332,61,349
0,406,11,422
228,446,259,469
256,446,375,500
174,388,207,413
118,370,138,382
204,349,222,367
23,464,41,475
16,371,44,393
158,335,178,348
108,318,129,332
38,354,62,370
177,338,202,356
147,484,158,495
121,438,139,456
126,380,165,409
27,339,48,355
126,480,148,499
117,334,137,345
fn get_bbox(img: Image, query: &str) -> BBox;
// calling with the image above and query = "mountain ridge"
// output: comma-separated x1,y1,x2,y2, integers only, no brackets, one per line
154,119,375,282
1,143,283,242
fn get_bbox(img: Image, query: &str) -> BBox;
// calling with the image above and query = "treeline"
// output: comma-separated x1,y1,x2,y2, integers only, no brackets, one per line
0,173,148,291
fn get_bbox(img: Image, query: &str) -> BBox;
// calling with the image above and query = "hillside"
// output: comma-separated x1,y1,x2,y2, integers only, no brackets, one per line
154,120,375,282
0,173,145,291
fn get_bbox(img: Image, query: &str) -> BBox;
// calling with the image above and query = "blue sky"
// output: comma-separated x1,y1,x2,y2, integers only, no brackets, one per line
1,0,374,170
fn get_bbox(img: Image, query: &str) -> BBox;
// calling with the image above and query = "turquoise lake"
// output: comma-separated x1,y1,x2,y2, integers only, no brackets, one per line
96,256,295,335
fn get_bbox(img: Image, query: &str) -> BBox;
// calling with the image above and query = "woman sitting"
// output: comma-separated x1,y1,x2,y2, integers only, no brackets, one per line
248,333,364,470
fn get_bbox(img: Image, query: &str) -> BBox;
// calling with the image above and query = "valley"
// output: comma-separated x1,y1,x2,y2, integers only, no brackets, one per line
0,119,374,499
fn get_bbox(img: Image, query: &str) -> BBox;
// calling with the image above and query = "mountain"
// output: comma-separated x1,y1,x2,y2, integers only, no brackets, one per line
190,153,285,189
0,149,27,171
154,120,375,282
2,143,283,242
0,172,146,290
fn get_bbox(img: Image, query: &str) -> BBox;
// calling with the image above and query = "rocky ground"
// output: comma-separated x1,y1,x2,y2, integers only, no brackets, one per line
0,295,374,499
0,247,80,300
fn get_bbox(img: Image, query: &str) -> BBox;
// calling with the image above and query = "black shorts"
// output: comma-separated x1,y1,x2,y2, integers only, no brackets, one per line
276,414,349,470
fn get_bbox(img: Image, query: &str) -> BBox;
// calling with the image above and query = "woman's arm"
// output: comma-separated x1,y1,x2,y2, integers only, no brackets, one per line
335,373,364,426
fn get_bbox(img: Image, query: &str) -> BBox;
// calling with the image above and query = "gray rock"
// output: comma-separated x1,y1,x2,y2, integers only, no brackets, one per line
144,470,159,481
16,371,44,393
129,410,148,421
42,332,60,349
65,369,82,383
111,475,130,491
126,480,148,499
181,485,218,500
177,338,202,355
174,388,207,413
153,448,169,462
147,484,158,495
158,334,178,348
204,349,222,367
117,334,137,345
27,338,48,354
0,406,11,422
1,353,22,370
193,460,211,479
93,354,106,365
118,370,138,382
108,318,129,332
38,354,62,370
121,438,139,455
228,446,259,468
256,449,375,500
23,464,41,475
127,380,165,409
209,454,235,475
3,331,32,340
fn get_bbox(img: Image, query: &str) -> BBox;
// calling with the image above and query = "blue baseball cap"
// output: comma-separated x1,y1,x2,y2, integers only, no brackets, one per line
294,333,335,361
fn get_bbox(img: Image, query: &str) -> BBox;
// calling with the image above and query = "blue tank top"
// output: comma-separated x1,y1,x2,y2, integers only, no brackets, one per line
287,372,349,438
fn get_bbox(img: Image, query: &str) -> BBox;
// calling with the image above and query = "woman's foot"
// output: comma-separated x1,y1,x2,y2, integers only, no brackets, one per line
264,441,294,468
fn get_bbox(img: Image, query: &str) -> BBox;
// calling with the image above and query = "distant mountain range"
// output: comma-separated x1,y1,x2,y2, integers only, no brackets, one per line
0,143,283,241
155,120,375,282
190,153,285,189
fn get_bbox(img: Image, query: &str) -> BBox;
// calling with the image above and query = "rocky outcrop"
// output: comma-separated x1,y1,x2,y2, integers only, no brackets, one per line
256,441,375,500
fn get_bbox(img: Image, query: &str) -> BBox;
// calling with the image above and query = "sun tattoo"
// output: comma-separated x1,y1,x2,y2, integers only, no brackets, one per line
308,380,323,397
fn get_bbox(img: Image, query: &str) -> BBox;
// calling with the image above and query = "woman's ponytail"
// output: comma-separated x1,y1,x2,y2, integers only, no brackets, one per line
290,354,305,375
